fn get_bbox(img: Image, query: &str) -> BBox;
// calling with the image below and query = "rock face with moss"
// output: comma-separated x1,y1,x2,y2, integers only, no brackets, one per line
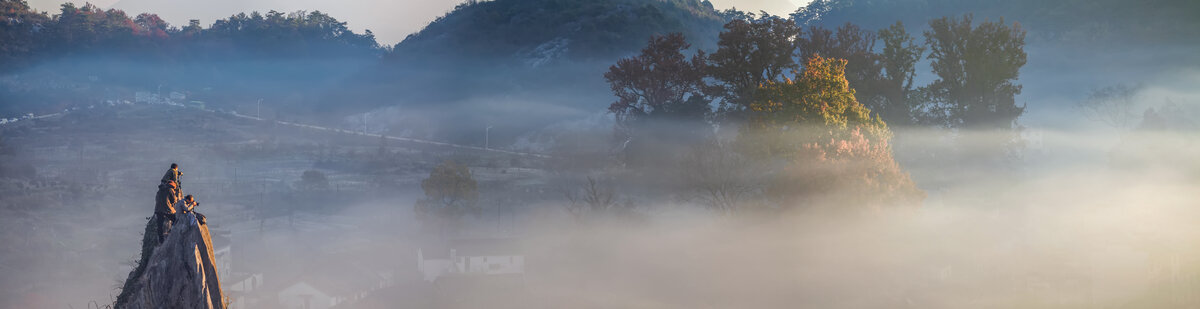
114,212,224,309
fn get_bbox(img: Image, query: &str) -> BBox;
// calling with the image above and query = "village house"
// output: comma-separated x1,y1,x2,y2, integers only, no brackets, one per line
418,238,524,282
269,254,394,309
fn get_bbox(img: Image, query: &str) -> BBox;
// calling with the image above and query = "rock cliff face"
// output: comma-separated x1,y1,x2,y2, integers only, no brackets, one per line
115,212,225,309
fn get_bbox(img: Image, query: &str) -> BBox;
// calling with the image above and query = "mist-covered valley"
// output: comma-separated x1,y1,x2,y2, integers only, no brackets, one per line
1,0,1199,308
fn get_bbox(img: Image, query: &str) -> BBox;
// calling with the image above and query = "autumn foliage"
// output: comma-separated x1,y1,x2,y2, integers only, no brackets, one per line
603,31,927,212
744,56,924,211
778,127,925,212
742,56,887,156
595,13,1028,214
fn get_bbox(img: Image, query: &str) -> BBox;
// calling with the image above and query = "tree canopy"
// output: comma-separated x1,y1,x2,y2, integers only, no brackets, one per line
796,23,885,123
604,32,714,167
742,55,888,158
605,33,710,129
0,1,381,73
414,160,480,228
875,21,925,126
742,56,922,211
707,13,799,118
923,14,1026,131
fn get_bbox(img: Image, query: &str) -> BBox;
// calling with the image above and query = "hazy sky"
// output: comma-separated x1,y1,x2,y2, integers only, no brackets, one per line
26,0,811,44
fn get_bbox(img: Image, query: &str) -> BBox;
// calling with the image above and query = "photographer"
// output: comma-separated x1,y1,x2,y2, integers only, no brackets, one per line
161,163,182,192
175,194,207,224
153,181,180,244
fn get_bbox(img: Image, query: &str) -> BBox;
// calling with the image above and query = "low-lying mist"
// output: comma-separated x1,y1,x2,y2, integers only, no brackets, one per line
1,87,1196,309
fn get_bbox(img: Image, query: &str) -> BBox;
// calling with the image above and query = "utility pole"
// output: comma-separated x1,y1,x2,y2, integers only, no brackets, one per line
485,125,493,150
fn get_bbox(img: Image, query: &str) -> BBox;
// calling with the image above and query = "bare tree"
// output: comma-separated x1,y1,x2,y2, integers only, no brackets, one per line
563,176,634,222
680,140,760,215
1077,83,1143,129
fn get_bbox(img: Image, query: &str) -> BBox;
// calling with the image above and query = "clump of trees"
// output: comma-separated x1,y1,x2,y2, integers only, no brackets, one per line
0,0,380,72
1,0,53,71
297,170,330,191
598,12,1028,213
0,0,384,118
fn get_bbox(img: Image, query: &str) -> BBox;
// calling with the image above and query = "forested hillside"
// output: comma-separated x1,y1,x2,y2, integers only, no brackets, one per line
333,0,732,142
389,0,726,64
0,0,381,117
0,1,380,71
366,0,729,104
1,0,731,142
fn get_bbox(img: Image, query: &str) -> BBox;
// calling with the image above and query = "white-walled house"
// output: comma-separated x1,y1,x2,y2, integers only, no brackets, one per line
226,273,264,309
278,281,339,309
275,262,390,309
228,273,263,293
417,252,454,282
418,238,524,282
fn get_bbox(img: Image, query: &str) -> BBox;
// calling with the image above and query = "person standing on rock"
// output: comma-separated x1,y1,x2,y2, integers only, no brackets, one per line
154,180,180,244
161,163,182,192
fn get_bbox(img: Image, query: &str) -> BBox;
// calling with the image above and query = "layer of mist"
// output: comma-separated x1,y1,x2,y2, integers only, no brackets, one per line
2,1,1199,308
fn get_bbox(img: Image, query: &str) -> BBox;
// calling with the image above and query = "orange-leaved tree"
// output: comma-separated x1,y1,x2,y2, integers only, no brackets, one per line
741,55,924,212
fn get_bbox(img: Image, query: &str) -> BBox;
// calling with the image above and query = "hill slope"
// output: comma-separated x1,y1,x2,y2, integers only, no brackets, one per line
388,0,726,64
335,0,730,144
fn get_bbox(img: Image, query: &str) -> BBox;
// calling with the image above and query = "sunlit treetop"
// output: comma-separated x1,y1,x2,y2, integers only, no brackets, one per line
746,55,889,155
